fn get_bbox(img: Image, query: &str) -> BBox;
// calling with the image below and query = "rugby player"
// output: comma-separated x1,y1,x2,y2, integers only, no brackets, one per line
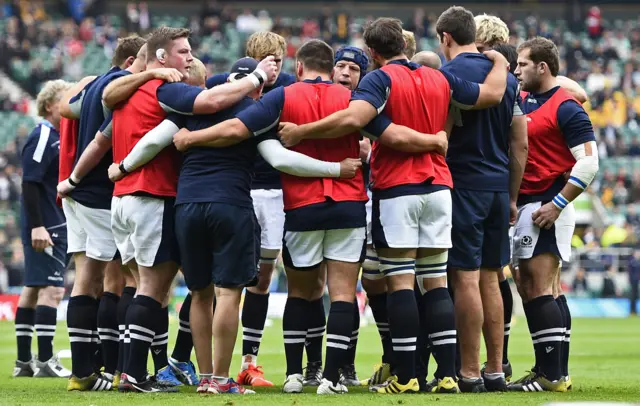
509,37,598,392
57,36,148,391
14,80,73,379
436,6,525,393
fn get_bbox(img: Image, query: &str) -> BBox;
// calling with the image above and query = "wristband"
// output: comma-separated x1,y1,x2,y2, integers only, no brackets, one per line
253,68,267,83
68,176,78,187
552,193,569,210
119,161,129,174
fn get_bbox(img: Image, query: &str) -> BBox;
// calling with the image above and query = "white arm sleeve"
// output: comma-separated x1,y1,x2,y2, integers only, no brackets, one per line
257,139,341,178
568,140,599,190
122,119,180,172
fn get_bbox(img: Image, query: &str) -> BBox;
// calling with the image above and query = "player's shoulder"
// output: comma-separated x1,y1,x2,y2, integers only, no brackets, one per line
444,53,491,78
206,72,230,89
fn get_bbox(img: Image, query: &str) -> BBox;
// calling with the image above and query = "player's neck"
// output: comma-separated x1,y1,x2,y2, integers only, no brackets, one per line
448,44,479,60
299,71,331,82
380,54,407,66
534,76,558,94
146,61,163,71
44,115,59,131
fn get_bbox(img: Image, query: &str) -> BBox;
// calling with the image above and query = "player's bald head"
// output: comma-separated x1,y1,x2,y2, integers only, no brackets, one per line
411,51,442,69
187,58,207,88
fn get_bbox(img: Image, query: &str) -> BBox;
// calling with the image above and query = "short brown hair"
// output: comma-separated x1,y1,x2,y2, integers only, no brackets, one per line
363,18,404,60
517,36,559,76
146,26,191,64
436,6,476,46
402,30,416,59
246,32,286,60
295,39,334,74
112,35,146,67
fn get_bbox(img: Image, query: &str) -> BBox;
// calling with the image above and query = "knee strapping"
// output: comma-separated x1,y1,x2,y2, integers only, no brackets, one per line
416,252,448,295
259,248,280,266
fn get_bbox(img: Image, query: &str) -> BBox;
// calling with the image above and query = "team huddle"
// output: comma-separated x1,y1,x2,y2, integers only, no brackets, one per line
14,5,598,396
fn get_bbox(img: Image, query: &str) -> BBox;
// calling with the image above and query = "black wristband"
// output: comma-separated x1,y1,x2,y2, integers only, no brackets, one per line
252,70,265,85
119,161,129,174
68,177,78,187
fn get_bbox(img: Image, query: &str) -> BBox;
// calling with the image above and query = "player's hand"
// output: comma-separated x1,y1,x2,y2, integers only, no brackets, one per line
278,122,302,147
257,56,278,83
57,178,76,199
31,226,54,252
509,200,518,226
483,50,509,70
108,163,125,182
173,128,192,152
153,68,183,83
359,137,371,162
532,201,561,230
434,130,448,156
338,158,362,179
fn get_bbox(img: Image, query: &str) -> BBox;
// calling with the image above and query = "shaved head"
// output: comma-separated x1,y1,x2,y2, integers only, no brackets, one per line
411,51,442,69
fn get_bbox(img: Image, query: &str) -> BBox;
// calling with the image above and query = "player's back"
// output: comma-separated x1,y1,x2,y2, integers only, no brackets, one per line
112,79,179,197
71,67,130,208
281,79,365,209
442,53,518,192
176,97,260,208
373,61,451,191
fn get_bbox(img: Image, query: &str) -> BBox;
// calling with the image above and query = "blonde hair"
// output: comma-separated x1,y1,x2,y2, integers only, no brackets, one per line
474,14,509,47
36,79,72,117
245,31,286,60
187,58,207,88
402,30,417,59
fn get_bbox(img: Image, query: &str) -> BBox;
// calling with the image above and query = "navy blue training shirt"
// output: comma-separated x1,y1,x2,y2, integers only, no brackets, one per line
69,66,131,209
170,97,276,208
207,71,297,190
518,86,596,204
20,121,66,242
441,53,522,192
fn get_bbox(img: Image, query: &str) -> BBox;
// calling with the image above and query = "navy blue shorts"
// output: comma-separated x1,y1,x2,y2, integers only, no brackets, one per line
449,189,510,270
175,202,260,291
23,234,70,287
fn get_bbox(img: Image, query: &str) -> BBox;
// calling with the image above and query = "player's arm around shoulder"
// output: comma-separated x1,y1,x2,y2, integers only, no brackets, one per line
102,68,182,109
556,76,588,104
472,50,510,109
192,57,277,115
60,75,97,119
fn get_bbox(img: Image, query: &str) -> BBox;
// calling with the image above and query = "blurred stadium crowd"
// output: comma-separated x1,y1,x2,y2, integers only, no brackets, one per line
0,1,639,302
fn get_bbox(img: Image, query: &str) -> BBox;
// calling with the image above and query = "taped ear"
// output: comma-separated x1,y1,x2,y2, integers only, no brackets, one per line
156,48,166,62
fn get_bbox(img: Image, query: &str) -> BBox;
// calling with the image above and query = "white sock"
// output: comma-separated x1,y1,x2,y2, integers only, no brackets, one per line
213,376,229,384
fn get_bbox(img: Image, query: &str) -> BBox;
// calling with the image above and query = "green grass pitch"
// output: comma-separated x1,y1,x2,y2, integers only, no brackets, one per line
1,317,639,405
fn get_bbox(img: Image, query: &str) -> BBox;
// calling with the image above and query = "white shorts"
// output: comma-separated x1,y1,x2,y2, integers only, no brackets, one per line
372,189,452,249
366,190,373,245
512,201,576,263
62,198,118,261
251,189,285,250
111,195,178,267
283,227,366,269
